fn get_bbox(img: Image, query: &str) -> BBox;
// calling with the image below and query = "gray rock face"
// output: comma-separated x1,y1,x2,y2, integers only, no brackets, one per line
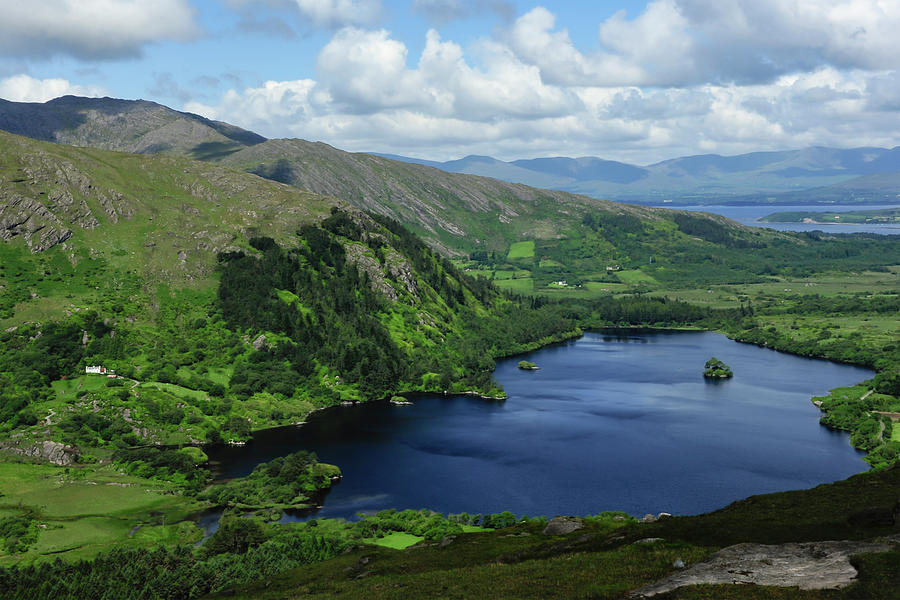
0,193,74,252
541,516,584,536
630,540,893,597
2,440,80,466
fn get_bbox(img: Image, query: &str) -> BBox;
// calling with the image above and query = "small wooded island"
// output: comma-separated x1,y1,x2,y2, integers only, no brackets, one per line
704,357,733,379
518,360,540,370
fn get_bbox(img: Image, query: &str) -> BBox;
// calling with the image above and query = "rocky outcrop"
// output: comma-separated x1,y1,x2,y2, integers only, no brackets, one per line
541,516,584,536
0,193,74,252
0,149,137,252
344,242,399,302
381,246,418,300
630,540,895,597
2,440,80,466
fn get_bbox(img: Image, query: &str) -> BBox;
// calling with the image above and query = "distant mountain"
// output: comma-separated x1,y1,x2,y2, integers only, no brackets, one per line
0,95,265,159
2,96,900,216
511,156,648,184
383,147,900,205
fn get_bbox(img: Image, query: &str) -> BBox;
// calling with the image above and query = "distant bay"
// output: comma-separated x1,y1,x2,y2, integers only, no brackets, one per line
647,204,900,234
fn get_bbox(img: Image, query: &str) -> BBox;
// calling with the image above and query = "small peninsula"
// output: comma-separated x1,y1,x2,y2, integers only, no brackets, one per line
760,207,900,225
704,357,733,379
518,360,540,370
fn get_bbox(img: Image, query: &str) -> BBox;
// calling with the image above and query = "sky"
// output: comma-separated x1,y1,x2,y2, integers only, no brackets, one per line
1,0,899,165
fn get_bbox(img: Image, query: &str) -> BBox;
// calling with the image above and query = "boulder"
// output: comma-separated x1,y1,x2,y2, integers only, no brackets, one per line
541,516,584,536
252,334,268,350
630,540,893,597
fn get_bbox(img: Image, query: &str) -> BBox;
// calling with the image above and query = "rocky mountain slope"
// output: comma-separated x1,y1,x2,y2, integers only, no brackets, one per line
4,96,900,297
0,129,333,285
217,137,652,256
0,95,265,159
0,96,719,254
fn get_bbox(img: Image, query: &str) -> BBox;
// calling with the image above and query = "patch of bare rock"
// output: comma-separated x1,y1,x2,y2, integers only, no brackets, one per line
541,516,584,536
1,440,80,466
630,540,894,597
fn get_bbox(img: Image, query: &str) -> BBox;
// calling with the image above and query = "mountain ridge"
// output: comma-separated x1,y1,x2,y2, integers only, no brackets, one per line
3,96,900,207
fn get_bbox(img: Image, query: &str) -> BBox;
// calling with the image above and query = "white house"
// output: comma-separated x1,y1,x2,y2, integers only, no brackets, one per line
85,366,107,374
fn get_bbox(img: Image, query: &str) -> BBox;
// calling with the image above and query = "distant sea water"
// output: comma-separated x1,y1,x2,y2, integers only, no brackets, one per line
645,204,900,235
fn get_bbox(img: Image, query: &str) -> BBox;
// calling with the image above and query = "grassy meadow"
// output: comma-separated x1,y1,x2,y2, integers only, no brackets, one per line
0,461,204,565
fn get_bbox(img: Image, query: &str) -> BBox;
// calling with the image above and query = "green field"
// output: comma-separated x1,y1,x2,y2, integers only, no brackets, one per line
52,375,112,401
362,531,424,549
616,269,658,285
138,381,208,402
0,461,204,565
494,277,534,293
507,241,535,260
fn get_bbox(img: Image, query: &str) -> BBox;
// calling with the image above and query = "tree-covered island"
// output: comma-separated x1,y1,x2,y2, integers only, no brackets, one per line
704,357,734,379
517,360,539,370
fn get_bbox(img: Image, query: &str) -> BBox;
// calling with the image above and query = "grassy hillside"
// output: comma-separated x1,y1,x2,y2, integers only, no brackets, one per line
0,129,615,459
203,465,900,600
4,97,900,297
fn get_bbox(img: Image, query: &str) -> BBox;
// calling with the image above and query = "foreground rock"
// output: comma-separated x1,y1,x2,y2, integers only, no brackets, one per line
541,516,584,536
630,540,893,597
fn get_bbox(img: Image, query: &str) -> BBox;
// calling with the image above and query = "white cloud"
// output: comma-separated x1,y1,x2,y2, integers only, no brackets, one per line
0,74,106,103
591,0,900,86
504,7,644,86
185,79,318,130
316,28,429,113
179,5,900,164
0,0,198,60
310,27,580,120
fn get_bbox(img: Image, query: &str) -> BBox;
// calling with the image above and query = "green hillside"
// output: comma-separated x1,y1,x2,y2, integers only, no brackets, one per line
1,124,900,598
4,98,900,297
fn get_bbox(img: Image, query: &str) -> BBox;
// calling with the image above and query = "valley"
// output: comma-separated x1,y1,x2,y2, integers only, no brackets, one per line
0,103,899,599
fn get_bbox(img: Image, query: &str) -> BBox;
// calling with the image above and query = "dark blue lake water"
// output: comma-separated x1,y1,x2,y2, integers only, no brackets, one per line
205,331,870,522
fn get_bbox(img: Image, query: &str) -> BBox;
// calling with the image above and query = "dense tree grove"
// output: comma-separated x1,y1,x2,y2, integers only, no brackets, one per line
200,451,339,508
218,228,405,401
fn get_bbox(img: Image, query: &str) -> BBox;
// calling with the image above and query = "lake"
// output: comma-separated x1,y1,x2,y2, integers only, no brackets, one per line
648,204,900,234
205,330,870,523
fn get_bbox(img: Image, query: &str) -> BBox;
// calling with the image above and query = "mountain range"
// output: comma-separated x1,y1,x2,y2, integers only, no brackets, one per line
2,96,900,210
379,147,900,204
0,96,654,256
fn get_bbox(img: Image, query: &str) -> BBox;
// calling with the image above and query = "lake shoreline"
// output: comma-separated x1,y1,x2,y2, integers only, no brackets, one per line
218,323,871,452
203,330,870,522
